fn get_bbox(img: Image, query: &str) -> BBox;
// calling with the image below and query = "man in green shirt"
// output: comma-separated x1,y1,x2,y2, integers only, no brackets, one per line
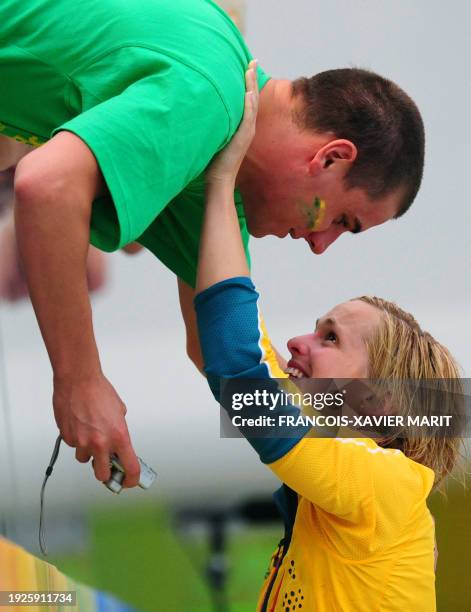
0,0,424,487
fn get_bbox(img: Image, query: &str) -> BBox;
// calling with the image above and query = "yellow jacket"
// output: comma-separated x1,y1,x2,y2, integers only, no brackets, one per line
258,437,436,611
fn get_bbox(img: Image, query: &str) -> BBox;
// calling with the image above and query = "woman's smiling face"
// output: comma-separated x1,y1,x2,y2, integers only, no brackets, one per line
285,300,382,380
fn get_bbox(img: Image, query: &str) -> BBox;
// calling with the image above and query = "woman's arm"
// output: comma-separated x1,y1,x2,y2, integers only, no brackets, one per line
195,61,258,295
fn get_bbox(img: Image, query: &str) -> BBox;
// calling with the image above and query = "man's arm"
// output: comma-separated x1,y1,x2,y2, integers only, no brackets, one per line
177,278,205,374
0,135,32,171
14,131,140,487
0,208,29,301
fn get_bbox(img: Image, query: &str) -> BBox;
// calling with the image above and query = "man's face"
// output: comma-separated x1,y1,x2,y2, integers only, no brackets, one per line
239,168,401,254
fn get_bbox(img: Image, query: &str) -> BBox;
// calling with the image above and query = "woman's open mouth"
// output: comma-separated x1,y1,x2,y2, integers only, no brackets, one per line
285,361,309,379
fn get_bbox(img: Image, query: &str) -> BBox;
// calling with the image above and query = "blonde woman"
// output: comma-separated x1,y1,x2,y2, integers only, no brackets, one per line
193,62,464,611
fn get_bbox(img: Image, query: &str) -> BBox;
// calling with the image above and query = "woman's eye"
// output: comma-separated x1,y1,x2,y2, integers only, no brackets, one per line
326,331,337,343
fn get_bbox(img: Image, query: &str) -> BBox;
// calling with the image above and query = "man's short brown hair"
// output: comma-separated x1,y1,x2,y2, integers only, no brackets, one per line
292,68,425,216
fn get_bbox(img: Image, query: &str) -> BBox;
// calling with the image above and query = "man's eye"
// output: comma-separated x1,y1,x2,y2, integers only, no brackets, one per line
326,331,337,343
334,215,349,229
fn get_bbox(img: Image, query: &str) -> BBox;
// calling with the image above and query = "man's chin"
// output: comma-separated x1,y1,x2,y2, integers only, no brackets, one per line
249,227,268,238
245,218,264,238
248,228,284,239
246,220,285,239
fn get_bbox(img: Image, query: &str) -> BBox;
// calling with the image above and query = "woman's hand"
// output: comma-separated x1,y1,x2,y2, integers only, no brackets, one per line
206,60,259,187
196,61,258,293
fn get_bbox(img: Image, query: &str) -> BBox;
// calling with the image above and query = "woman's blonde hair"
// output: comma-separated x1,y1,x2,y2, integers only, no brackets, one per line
355,296,466,489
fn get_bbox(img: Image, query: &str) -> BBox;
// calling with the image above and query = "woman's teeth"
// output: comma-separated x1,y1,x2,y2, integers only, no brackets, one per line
286,366,305,379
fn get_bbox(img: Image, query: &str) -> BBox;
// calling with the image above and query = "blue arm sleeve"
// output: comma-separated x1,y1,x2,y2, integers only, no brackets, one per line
194,276,310,463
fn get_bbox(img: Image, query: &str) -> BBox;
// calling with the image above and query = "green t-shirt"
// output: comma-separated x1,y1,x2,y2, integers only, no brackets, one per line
0,0,270,286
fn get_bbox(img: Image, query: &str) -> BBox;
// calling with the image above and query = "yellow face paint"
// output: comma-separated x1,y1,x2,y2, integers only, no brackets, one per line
305,197,326,230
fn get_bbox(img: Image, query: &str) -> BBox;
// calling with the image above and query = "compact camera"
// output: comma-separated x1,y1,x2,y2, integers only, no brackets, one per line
104,454,157,494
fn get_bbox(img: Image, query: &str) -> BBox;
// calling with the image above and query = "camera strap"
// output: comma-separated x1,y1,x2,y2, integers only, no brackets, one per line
39,435,62,556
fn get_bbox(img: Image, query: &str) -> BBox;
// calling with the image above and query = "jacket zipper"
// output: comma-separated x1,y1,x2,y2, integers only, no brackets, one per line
261,536,290,611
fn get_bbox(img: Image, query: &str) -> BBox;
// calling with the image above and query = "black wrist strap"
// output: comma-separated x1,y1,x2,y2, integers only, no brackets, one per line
39,435,62,556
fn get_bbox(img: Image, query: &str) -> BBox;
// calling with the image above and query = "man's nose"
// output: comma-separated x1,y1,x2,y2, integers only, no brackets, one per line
308,224,347,254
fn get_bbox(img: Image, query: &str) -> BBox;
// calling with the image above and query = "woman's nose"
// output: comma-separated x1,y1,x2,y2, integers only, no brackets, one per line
287,335,311,356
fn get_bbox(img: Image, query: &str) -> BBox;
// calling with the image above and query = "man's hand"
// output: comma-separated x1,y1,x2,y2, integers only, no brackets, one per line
53,372,141,487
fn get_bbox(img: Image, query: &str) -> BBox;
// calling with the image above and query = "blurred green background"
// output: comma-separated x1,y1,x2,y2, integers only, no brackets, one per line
49,483,471,611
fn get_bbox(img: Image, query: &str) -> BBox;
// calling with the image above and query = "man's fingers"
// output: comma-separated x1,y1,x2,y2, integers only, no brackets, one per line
72,434,140,490
115,444,141,488
92,453,112,482
75,448,91,463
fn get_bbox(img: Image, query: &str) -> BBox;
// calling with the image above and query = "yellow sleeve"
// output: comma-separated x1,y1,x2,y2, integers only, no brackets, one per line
268,436,435,531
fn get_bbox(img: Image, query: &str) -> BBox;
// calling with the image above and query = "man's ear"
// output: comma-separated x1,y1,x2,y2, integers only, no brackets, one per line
308,139,357,177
